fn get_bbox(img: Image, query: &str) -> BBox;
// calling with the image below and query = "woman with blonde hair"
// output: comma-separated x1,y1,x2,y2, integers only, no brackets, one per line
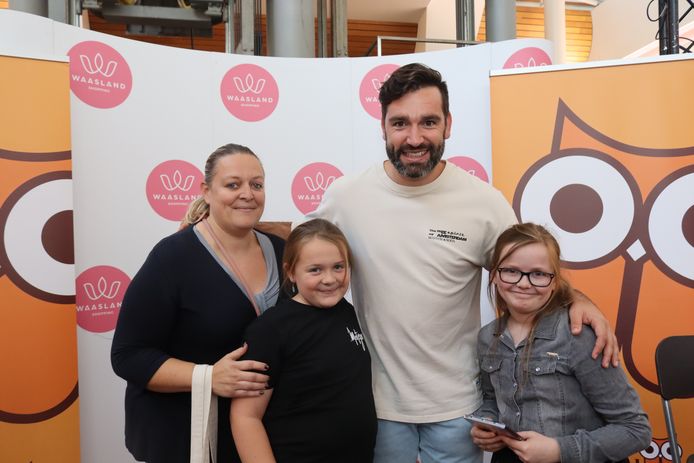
112,143,285,463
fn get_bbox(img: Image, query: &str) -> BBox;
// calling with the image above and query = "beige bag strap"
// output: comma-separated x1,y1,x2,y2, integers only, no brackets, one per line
191,364,217,463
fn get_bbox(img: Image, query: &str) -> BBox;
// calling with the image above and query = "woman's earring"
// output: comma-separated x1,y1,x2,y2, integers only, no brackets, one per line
292,283,297,294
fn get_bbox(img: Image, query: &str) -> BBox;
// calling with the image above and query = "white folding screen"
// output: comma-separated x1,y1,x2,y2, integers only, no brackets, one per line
0,9,551,462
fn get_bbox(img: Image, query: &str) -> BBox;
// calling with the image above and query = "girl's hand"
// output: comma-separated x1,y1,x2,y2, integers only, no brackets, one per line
212,343,269,398
501,431,560,463
470,424,507,453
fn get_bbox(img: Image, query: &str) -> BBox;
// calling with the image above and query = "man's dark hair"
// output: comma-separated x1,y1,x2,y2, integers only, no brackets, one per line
378,63,450,121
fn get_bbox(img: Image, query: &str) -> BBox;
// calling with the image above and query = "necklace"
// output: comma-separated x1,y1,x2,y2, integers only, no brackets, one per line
201,218,261,316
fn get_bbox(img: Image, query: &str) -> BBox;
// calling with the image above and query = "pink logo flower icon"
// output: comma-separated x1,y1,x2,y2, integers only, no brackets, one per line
67,41,132,109
220,63,279,122
160,170,196,192
79,53,118,77
82,276,121,301
304,171,337,192
292,163,344,214
514,56,547,68
360,64,400,119
503,47,552,69
146,160,204,221
371,73,391,92
447,156,490,183
233,74,267,94
76,265,131,333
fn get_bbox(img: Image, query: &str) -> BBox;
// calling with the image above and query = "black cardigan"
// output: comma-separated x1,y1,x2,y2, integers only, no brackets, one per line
111,225,284,463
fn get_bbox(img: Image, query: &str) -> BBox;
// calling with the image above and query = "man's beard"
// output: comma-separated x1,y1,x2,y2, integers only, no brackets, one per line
386,140,445,179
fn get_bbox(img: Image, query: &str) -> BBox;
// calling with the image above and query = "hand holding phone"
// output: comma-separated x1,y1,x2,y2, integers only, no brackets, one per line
464,414,525,441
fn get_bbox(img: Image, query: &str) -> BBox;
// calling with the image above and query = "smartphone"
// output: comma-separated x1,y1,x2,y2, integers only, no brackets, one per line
464,414,525,441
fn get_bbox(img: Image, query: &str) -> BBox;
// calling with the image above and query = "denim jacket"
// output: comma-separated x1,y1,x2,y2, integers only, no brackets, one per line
475,306,651,463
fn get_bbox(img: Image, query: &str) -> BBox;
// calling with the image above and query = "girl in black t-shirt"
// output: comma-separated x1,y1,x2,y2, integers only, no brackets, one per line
230,219,376,463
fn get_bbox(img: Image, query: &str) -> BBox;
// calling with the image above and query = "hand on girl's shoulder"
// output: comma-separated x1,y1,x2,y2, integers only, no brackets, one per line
255,222,291,240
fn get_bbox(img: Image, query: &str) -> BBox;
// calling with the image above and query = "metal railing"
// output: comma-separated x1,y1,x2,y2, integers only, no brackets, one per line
365,36,481,57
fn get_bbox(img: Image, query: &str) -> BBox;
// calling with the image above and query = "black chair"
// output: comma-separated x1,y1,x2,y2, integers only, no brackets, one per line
655,335,694,463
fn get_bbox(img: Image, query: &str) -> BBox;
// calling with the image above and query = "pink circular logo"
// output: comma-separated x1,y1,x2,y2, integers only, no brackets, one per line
146,160,204,221
67,41,132,109
220,64,279,122
503,47,552,69
291,162,343,214
447,156,489,183
76,265,130,333
359,64,400,119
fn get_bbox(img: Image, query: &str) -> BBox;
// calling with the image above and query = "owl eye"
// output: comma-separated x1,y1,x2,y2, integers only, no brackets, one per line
514,149,640,267
0,172,75,302
643,165,694,287
639,440,660,459
660,440,682,461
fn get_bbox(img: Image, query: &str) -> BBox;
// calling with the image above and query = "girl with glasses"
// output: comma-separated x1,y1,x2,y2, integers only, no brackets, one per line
470,223,651,463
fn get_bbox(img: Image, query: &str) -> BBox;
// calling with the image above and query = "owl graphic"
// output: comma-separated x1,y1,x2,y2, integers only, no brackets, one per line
0,56,79,461
636,437,682,462
490,57,694,462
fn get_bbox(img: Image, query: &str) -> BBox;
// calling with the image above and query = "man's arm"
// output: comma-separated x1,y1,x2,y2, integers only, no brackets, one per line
568,290,619,367
255,222,291,240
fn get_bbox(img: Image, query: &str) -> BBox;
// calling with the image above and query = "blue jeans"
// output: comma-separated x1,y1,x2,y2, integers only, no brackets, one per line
374,417,482,463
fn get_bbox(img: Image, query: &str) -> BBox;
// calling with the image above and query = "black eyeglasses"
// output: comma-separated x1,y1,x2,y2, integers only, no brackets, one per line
497,268,555,287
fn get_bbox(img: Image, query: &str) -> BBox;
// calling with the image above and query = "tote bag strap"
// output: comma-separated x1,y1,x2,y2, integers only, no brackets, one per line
191,364,217,463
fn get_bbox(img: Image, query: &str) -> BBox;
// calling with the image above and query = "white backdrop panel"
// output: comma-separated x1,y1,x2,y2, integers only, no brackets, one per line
209,55,354,222
0,10,54,57
0,10,551,463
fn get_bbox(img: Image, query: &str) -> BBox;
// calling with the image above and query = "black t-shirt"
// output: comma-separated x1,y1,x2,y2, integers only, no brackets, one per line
243,297,377,463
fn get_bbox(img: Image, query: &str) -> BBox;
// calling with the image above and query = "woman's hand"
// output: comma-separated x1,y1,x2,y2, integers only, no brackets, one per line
470,424,507,453
501,431,560,463
212,343,269,398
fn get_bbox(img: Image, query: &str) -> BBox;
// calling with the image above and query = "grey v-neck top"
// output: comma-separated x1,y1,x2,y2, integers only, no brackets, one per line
194,226,280,313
